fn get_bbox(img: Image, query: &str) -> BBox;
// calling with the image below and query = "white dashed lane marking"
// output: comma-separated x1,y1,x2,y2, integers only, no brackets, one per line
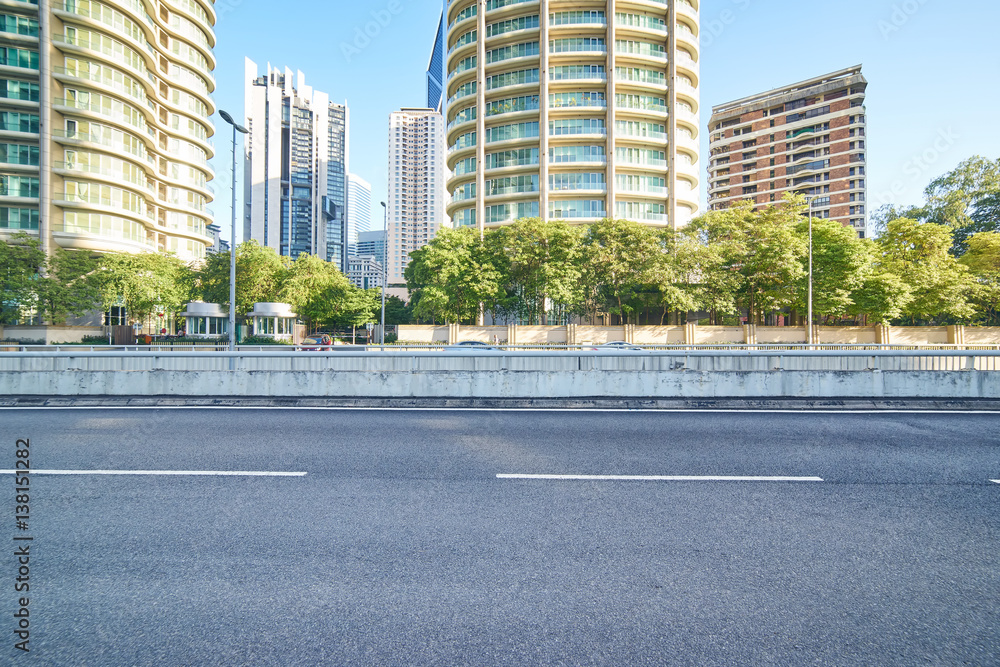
497,474,824,482
0,470,306,477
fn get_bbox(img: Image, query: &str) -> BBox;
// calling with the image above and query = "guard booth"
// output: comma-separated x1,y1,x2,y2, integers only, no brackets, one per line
180,302,229,339
248,303,298,342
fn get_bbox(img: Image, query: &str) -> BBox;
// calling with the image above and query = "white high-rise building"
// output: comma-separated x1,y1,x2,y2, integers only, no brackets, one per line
346,173,371,254
0,0,217,261
444,0,701,230
386,108,447,286
243,59,349,270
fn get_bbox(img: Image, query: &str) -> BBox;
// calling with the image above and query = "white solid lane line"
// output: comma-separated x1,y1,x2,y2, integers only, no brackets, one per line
5,407,1000,415
992,480,1000,484
0,470,306,477
497,474,824,482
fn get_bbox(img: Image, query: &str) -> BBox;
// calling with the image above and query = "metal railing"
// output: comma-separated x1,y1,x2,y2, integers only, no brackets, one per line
1,347,1000,372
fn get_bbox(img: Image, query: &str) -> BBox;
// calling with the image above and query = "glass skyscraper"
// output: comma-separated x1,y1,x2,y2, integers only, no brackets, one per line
427,7,446,111
244,60,349,270
347,173,372,255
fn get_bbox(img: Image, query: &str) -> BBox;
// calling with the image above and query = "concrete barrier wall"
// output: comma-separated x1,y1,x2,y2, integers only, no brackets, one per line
1,368,998,400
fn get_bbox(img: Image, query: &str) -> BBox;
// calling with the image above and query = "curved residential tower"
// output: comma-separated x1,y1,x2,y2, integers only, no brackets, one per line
444,0,699,231
0,0,216,261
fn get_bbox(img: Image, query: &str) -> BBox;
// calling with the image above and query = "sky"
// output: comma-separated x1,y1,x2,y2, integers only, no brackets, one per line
207,0,1000,240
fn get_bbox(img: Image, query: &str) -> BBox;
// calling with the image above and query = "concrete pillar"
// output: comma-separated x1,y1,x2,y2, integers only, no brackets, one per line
684,322,697,345
624,324,635,344
507,323,517,347
947,325,965,346
809,325,820,345
743,324,756,345
566,323,577,346
875,324,891,346
448,323,460,345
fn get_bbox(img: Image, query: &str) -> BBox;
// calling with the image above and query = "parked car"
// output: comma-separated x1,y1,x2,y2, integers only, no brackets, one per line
594,341,645,351
300,334,333,351
444,340,500,351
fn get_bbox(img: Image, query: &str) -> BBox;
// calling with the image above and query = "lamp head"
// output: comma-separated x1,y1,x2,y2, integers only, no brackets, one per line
220,110,249,134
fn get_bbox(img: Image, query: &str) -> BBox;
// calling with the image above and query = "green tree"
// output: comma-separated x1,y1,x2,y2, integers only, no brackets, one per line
847,239,912,326
486,218,583,324
794,217,870,321
94,252,190,324
383,295,413,325
325,287,380,330
36,248,102,325
878,217,975,322
919,156,1000,254
579,218,659,324
404,227,501,324
874,156,1000,254
648,228,701,324
196,240,288,315
277,253,355,332
0,233,45,324
694,199,807,324
960,231,1000,324
676,221,739,324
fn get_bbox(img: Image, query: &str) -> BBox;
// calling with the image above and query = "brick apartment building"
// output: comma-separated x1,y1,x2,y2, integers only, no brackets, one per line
707,66,868,237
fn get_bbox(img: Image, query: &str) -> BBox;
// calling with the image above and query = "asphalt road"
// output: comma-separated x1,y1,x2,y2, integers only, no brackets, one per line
1,408,998,666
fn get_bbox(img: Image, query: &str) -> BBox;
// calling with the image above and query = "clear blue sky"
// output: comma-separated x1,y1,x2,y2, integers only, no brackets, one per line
208,0,1000,239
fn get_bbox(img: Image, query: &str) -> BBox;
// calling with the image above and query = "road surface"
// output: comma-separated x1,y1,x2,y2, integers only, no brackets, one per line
1,408,998,665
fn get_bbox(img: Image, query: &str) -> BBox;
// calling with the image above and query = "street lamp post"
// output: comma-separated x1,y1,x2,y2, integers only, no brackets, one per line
806,195,817,345
379,201,387,346
219,110,248,354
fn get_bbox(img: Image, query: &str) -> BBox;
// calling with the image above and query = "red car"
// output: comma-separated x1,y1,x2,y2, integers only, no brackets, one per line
300,334,333,351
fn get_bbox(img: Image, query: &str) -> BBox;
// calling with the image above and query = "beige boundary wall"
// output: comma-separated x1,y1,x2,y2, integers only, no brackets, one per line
398,324,1000,346
0,325,105,344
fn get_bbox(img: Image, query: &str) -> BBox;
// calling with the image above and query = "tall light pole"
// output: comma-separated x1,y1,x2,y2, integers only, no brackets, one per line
379,201,387,346
806,195,817,345
219,110,248,352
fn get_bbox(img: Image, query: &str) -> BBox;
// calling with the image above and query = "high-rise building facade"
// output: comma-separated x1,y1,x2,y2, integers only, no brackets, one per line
0,0,217,261
387,108,446,285
346,172,371,255
444,0,701,231
244,59,349,269
707,66,868,237
356,229,386,269
347,254,383,291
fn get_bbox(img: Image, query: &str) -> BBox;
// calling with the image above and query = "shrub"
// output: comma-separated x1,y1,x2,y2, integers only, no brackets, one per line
240,335,292,346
